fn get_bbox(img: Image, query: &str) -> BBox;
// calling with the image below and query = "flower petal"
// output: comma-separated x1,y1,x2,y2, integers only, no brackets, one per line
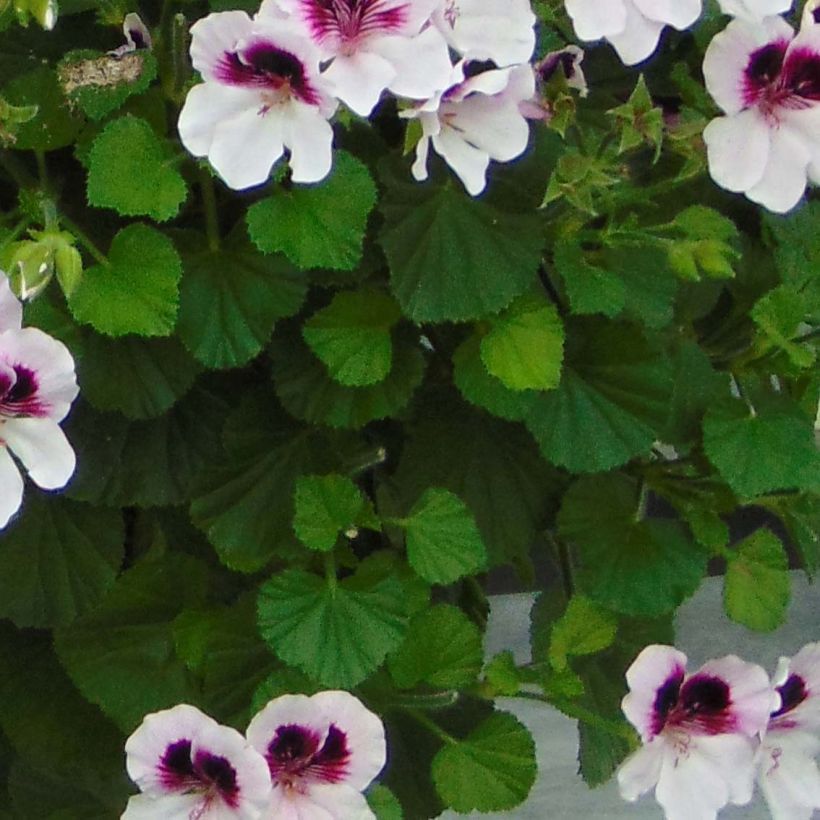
564,0,627,41
190,10,255,82
0,445,23,529
247,693,331,765
0,275,22,332
121,792,205,820
282,103,335,183
745,122,811,212
758,730,820,820
633,0,701,30
773,642,820,731
178,83,260,158
3,417,75,491
301,782,376,819
376,28,453,101
703,108,770,193
322,50,396,117
606,1,666,65
432,126,491,195
617,741,664,801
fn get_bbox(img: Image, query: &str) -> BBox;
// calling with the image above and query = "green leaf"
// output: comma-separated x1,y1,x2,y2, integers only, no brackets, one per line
553,239,626,318
190,391,341,572
523,318,674,472
0,497,122,629
69,223,181,337
388,393,562,565
397,488,487,585
724,530,790,631
247,151,377,270
483,651,522,697
367,784,403,820
257,565,411,687
178,237,306,369
431,712,536,812
58,50,157,121
549,596,618,671
558,474,707,616
293,473,377,551
480,294,564,391
379,176,544,322
2,66,82,150
764,201,820,286
78,333,201,419
54,553,209,732
764,494,820,578
270,328,425,429
751,284,817,369
703,390,820,498
86,115,187,221
303,289,402,386
388,605,483,689
65,384,228,507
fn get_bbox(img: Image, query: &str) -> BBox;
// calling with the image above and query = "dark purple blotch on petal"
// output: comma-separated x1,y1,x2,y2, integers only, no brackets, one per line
674,674,735,734
0,365,45,417
651,667,685,736
311,724,351,783
194,751,240,809
783,48,820,101
266,722,351,785
159,739,197,790
773,673,808,717
303,0,407,46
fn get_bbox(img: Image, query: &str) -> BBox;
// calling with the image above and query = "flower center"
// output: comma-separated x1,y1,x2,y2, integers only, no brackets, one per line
267,723,351,786
302,0,407,49
743,40,820,120
0,363,43,418
653,672,736,736
158,740,240,809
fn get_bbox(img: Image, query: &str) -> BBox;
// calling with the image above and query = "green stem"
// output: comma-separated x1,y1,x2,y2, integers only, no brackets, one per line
408,709,458,745
0,217,29,254
34,149,48,187
634,479,649,523
730,373,756,418
515,691,636,741
58,214,109,266
323,552,337,595
199,168,221,252
346,444,388,476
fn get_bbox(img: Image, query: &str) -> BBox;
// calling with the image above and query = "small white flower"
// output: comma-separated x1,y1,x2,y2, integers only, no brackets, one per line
246,690,386,820
258,0,453,116
616,645,777,820
402,61,534,195
0,273,78,529
702,15,820,212
431,0,536,66
563,0,702,65
178,11,338,189
755,643,820,820
717,0,793,21
122,704,272,819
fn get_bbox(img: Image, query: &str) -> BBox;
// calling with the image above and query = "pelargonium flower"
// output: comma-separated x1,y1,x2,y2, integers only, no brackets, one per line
616,645,777,820
717,0,792,21
0,274,78,529
702,15,820,212
564,0,702,65
258,0,453,117
432,0,536,66
246,690,386,819
756,643,820,820
178,11,338,189
123,703,272,819
402,61,534,195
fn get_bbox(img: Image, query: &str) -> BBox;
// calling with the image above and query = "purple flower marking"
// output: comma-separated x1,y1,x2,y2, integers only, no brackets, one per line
301,0,408,45
267,722,351,785
744,40,820,114
0,364,46,418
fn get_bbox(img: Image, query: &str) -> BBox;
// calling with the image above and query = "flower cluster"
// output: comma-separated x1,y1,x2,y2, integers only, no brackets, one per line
122,691,386,819
0,271,78,529
177,0,540,194
617,642,820,820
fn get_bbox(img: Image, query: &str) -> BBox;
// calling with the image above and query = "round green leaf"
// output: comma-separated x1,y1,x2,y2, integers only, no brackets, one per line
257,567,411,687
247,151,377,271
398,488,487,585
68,223,181,337
367,784,403,820
0,497,123,629
86,115,187,221
548,596,618,671
431,712,537,813
302,289,401,387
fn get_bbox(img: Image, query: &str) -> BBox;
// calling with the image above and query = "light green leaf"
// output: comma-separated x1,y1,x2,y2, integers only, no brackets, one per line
751,285,816,369
524,318,674,472
398,488,487,585
69,223,181,337
87,116,187,221
367,784,403,820
558,474,707,616
379,176,543,322
0,496,122,629
549,596,618,671
480,294,564,391
247,151,377,270
257,566,411,687
724,530,790,631
178,238,306,369
388,605,483,689
270,328,425,429
483,651,522,697
431,712,536,812
703,390,820,498
78,334,201,419
293,473,377,551
54,554,209,732
553,238,625,318
303,290,401,387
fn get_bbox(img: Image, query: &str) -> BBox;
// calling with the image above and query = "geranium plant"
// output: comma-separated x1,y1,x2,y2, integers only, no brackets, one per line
0,0,818,816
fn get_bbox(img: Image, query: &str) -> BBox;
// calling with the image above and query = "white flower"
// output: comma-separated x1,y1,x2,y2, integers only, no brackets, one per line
258,0,453,116
123,704,272,819
702,15,820,212
564,0,702,65
0,273,78,529
431,0,536,66
178,11,338,189
616,645,777,820
402,61,534,195
246,690,386,820
717,0,792,21
755,643,820,820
